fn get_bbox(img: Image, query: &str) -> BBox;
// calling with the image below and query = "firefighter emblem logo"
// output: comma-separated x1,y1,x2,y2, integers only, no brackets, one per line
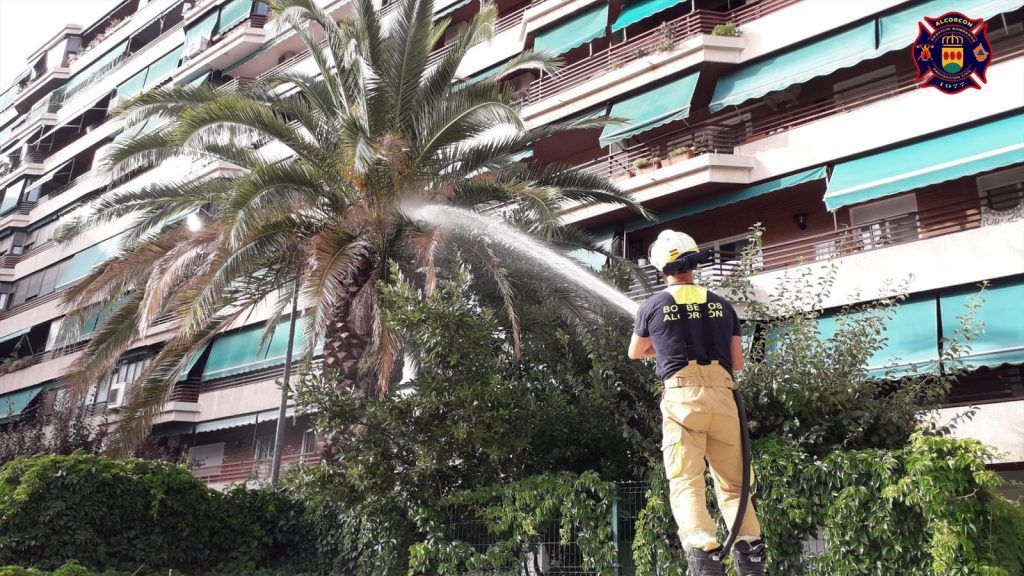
912,12,993,94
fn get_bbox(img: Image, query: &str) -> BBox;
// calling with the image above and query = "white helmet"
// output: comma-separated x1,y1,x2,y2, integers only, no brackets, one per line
649,230,704,275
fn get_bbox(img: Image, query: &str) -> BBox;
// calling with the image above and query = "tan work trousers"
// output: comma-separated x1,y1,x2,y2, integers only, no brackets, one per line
661,361,761,547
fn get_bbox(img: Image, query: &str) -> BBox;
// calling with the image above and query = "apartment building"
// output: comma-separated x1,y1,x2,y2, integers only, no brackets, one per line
0,0,1021,490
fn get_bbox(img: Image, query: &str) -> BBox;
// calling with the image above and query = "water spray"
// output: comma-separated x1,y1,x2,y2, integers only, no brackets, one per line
407,204,640,317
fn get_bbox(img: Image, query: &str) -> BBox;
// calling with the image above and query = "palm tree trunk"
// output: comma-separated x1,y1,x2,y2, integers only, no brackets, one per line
322,263,373,394
270,277,301,484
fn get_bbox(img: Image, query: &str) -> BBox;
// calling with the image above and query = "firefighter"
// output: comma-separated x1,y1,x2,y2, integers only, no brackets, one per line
628,230,767,576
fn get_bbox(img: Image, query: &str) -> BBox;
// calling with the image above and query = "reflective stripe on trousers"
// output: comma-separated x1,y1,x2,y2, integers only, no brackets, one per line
661,361,762,546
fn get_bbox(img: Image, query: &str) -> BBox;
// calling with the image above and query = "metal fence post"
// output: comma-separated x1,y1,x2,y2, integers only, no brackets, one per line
612,488,622,576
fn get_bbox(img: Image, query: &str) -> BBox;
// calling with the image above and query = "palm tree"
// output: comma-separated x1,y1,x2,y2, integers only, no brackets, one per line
59,0,645,452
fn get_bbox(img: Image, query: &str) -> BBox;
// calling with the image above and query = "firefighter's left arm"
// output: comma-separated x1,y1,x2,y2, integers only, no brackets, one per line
628,334,657,360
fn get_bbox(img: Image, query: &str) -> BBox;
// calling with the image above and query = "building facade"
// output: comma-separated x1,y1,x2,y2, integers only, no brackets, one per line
0,0,1021,490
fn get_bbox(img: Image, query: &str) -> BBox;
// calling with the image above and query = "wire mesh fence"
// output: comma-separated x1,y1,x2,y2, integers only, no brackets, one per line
441,481,827,575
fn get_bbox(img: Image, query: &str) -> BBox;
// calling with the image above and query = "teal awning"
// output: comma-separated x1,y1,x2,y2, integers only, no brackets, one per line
710,22,876,112
825,113,1024,210
200,316,318,381
941,280,1024,369
185,8,221,47
0,327,31,345
55,235,123,290
63,41,128,95
570,229,614,270
218,0,254,32
195,413,258,433
627,166,827,232
116,69,148,103
600,72,699,146
818,297,940,377
534,4,609,56
877,0,1024,54
0,385,46,424
435,0,471,19
142,45,183,90
612,0,686,32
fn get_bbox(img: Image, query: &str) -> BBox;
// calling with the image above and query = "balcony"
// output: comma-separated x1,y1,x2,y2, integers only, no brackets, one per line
627,190,1024,308
523,9,730,105
192,451,321,487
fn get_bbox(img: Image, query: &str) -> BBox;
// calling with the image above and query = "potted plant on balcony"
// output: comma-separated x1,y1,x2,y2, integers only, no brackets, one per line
634,157,660,174
712,22,742,37
691,136,709,156
657,22,675,53
666,145,693,165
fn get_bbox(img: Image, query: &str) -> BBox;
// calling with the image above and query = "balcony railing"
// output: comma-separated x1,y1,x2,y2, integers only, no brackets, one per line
192,452,321,485
524,9,728,104
201,357,325,393
575,124,743,179
168,380,201,403
626,192,1023,296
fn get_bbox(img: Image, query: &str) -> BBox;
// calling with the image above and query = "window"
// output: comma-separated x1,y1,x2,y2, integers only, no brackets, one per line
833,65,897,110
978,165,1024,226
849,193,919,250
254,435,276,461
95,355,152,408
301,429,318,454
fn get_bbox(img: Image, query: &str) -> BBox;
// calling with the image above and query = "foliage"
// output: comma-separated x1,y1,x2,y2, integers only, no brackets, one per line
0,409,107,466
711,22,741,37
630,434,1022,576
408,472,616,575
57,0,640,453
714,227,972,455
0,455,307,574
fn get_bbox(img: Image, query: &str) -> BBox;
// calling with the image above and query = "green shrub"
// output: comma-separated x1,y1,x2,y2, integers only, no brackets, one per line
0,455,307,574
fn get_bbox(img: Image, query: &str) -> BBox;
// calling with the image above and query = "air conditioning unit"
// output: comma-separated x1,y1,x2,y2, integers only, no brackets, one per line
185,35,211,58
0,159,10,177
106,380,129,408
181,2,193,16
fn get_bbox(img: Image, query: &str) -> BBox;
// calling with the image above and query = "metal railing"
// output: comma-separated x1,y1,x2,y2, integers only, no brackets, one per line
575,124,743,179
627,250,743,299
201,357,325,393
192,451,321,485
722,33,1024,146
626,193,1022,296
494,2,530,35
168,380,201,403
525,10,728,104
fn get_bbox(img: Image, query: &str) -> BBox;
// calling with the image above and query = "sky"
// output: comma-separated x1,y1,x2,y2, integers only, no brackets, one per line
0,0,118,87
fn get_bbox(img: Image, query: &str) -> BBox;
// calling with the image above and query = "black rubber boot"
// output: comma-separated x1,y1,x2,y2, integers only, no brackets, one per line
685,546,725,576
731,539,767,575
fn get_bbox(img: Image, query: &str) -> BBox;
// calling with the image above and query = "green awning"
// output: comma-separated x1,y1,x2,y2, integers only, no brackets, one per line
0,327,31,345
116,69,149,103
612,0,686,32
941,280,1024,369
185,8,221,47
435,0,471,19
818,297,940,377
570,229,613,270
0,385,46,424
627,166,827,232
710,22,876,113
877,0,1024,54
200,316,317,381
63,41,128,95
534,4,609,56
142,45,183,90
55,235,123,290
600,72,699,146
195,413,258,433
218,0,254,32
825,113,1024,210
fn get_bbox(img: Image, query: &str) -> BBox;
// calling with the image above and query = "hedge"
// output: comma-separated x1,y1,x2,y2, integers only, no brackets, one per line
0,455,310,574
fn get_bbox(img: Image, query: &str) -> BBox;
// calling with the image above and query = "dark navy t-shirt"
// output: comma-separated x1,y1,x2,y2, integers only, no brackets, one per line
633,284,742,380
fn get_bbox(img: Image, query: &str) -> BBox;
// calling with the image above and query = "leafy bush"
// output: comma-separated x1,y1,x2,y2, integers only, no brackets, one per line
0,455,308,574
